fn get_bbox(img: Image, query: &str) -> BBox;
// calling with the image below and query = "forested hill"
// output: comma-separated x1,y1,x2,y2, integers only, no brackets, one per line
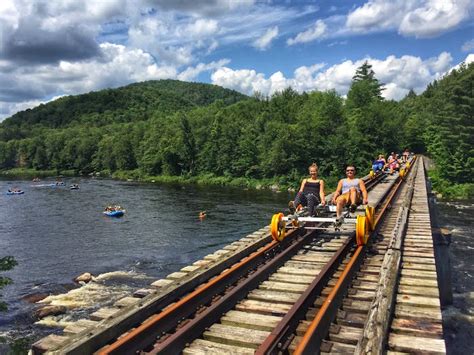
1,80,247,135
0,62,472,197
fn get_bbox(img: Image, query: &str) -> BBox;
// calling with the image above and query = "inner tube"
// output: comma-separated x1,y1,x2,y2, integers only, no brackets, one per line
6,190,24,195
103,210,125,217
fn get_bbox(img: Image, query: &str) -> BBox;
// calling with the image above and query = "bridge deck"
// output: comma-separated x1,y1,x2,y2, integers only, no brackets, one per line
31,157,448,354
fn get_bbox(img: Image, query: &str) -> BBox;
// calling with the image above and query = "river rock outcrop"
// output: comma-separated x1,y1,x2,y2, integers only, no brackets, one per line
34,305,67,319
74,272,94,283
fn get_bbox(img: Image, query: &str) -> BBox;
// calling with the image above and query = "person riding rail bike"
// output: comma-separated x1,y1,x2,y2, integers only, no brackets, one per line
288,163,326,216
332,165,368,220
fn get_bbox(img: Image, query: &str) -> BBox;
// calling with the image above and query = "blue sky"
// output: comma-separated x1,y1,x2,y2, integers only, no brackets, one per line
0,0,473,120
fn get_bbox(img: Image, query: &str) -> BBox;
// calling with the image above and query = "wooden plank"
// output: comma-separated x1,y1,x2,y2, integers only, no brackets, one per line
403,256,435,264
203,323,270,349
399,277,438,287
167,271,188,280
329,325,363,345
258,281,307,293
402,262,437,271
247,289,301,304
268,273,314,285
63,319,98,334
114,296,140,308
398,285,439,297
184,339,254,355
90,307,120,321
388,333,446,354
221,310,282,331
396,294,440,308
395,305,442,322
181,265,200,272
284,260,325,269
293,253,332,261
151,279,174,288
391,318,443,338
235,299,292,316
400,269,437,279
278,266,321,276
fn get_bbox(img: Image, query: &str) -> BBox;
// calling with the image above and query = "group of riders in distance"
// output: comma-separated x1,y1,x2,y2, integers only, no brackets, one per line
288,149,411,221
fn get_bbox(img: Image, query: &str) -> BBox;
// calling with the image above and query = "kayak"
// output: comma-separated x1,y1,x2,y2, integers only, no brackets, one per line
103,210,125,217
70,185,80,190
6,190,24,195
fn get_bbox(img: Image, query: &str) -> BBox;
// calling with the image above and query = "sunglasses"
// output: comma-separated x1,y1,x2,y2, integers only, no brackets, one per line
346,169,355,172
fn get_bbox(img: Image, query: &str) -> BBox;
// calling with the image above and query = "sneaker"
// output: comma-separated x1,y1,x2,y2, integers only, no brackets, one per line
288,201,296,214
350,204,357,213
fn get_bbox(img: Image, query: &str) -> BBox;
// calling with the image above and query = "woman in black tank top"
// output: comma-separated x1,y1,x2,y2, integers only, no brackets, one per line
289,163,326,216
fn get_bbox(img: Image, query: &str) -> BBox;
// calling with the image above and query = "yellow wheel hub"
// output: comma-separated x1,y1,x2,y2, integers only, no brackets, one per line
356,215,369,246
365,206,375,232
271,213,286,242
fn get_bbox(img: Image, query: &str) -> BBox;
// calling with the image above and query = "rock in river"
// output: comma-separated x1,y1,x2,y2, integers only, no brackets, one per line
34,305,67,319
74,272,94,283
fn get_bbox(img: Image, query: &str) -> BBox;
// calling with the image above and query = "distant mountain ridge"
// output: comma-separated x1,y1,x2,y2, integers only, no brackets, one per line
2,80,248,129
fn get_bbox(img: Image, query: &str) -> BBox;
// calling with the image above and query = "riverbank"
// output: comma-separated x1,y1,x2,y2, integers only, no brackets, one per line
427,171,473,200
0,168,341,193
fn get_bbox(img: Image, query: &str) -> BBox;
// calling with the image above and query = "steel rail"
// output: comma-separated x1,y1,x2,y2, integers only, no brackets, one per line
97,228,304,355
96,171,387,355
293,157,417,355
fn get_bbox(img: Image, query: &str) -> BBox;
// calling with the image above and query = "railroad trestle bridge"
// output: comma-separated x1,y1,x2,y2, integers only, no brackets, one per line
32,156,450,355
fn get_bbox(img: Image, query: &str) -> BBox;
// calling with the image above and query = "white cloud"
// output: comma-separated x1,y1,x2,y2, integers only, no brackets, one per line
346,1,403,33
344,0,473,38
211,52,455,100
253,26,279,51
186,18,219,38
399,0,472,38
287,20,327,45
461,39,474,52
177,59,230,81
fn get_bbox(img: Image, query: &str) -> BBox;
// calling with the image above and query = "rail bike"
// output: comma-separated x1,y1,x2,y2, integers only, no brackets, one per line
270,203,375,246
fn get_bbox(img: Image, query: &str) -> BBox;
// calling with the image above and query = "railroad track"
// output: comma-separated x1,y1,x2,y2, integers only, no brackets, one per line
33,157,446,355
85,163,407,354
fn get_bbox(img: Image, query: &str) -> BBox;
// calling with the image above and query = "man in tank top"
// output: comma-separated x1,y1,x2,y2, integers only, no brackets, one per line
332,165,368,219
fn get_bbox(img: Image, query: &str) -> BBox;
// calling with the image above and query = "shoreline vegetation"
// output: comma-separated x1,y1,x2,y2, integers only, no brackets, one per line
0,167,323,193
1,166,472,199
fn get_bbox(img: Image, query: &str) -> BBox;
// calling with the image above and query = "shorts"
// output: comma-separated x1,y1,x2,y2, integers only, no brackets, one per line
339,190,362,205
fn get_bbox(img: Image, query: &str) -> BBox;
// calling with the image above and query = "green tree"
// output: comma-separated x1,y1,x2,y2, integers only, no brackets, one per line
346,61,384,110
0,256,17,311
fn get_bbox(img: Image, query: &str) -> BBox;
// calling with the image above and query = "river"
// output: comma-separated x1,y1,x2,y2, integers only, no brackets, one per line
0,179,472,354
0,177,291,352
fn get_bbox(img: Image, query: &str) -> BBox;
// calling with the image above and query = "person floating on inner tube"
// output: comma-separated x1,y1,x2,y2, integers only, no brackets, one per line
288,163,326,216
332,165,369,219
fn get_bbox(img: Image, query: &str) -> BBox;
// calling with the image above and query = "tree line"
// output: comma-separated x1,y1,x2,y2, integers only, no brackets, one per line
0,63,472,196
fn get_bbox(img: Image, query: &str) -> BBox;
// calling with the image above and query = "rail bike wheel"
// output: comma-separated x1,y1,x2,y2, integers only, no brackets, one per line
271,212,286,242
369,170,375,179
399,168,406,178
356,215,369,246
365,205,375,231
406,162,411,169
